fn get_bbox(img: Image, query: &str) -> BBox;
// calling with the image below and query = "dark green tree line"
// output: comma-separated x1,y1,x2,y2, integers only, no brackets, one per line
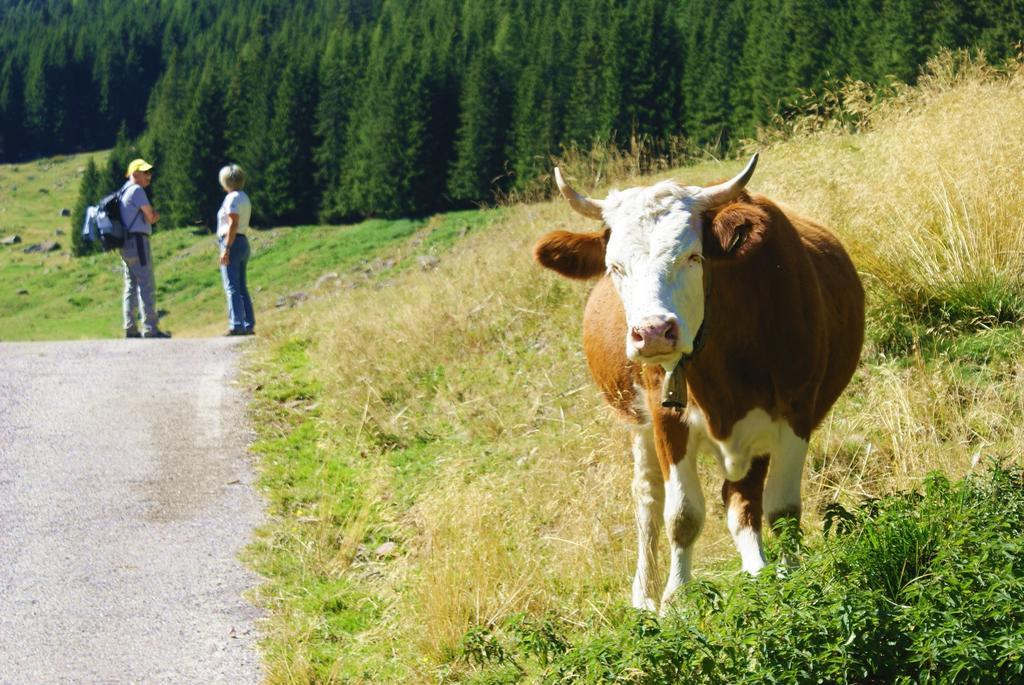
2,0,1020,233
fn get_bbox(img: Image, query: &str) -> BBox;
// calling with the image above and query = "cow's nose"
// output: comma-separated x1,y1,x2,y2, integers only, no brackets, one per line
630,317,679,357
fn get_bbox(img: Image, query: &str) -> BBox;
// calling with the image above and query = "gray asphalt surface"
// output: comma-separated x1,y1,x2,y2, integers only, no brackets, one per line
0,338,264,684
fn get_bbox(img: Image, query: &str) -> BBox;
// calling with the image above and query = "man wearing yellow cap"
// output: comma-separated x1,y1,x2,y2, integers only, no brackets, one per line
120,158,170,338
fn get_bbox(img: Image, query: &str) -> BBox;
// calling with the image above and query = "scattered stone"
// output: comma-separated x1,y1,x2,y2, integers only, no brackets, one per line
2,234,22,245
16,288,28,295
417,255,440,271
275,291,309,309
23,241,61,254
357,257,397,277
55,228,65,236
59,208,71,217
374,541,398,558
315,272,340,289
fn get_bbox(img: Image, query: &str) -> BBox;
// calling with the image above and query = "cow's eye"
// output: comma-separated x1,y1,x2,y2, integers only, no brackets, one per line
688,254,704,265
608,262,625,277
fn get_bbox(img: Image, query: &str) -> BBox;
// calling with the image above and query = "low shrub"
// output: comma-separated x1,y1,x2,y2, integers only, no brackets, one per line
459,464,1024,684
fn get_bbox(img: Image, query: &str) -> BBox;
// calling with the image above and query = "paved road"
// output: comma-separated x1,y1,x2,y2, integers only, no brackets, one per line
0,338,264,684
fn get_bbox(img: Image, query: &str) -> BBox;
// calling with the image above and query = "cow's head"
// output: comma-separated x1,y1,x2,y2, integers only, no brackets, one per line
534,154,762,368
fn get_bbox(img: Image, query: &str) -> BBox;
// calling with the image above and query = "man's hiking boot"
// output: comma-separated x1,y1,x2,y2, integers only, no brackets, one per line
125,329,142,339
143,329,172,339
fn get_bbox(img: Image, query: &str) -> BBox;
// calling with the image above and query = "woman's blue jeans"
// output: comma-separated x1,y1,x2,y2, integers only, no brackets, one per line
219,234,255,332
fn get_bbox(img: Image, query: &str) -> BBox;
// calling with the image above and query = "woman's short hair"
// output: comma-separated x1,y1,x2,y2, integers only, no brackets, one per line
219,164,245,191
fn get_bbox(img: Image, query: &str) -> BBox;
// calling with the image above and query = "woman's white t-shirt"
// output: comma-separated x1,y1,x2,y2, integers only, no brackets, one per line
217,190,252,239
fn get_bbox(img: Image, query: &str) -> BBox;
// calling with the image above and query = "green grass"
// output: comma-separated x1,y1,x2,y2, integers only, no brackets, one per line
866,276,1024,361
0,152,93,245
8,55,1024,684
0,151,504,340
454,464,1024,684
245,332,425,683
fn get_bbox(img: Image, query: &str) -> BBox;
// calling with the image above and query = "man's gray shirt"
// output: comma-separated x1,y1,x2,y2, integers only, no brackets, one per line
119,182,151,235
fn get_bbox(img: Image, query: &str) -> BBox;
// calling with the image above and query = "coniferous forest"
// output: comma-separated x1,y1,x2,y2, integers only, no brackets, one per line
1,0,1021,231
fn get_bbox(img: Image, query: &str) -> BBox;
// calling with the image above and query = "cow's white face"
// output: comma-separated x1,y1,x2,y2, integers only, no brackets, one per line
602,182,707,367
549,153,759,367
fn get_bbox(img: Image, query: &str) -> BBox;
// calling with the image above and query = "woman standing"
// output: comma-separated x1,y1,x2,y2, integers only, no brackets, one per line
216,164,255,335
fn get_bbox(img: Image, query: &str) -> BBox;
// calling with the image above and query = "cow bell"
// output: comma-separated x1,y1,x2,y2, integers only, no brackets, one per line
661,364,687,409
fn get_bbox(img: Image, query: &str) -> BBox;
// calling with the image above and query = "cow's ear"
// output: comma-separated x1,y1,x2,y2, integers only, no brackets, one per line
533,228,609,279
703,197,769,261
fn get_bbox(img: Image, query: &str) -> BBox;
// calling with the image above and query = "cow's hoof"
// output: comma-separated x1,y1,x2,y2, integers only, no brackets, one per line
632,596,658,613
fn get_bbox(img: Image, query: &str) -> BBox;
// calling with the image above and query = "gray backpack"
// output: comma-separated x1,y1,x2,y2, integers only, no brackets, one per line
82,186,140,252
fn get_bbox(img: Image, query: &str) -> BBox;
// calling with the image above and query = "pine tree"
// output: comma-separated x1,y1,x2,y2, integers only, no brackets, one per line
508,4,569,192
0,59,25,160
970,0,1024,59
22,40,52,156
71,158,103,257
615,0,683,148
446,48,509,205
314,23,364,222
739,0,787,134
682,2,732,149
564,0,614,148
142,52,187,216
224,30,274,224
3,0,1024,213
105,124,137,191
874,0,928,82
262,55,319,226
784,0,832,89
162,66,226,229
341,17,430,218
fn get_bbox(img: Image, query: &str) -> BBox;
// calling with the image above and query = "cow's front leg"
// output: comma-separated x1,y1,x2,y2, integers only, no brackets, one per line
630,425,663,611
660,450,705,609
722,455,769,575
764,428,809,566
645,403,705,610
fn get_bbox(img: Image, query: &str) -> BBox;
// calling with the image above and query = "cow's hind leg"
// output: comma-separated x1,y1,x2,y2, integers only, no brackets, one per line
722,455,769,575
764,427,809,566
630,424,664,611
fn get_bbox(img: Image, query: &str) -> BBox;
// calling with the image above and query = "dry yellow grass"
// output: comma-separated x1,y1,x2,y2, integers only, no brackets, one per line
759,51,1024,310
256,51,1024,681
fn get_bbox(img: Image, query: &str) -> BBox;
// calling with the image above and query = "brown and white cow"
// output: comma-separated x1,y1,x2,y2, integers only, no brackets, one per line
534,154,864,611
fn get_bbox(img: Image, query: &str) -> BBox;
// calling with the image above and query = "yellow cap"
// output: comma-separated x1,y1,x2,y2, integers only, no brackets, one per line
126,158,154,176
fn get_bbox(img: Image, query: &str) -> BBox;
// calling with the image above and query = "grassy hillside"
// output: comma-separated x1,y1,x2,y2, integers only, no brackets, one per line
4,50,1022,684
0,155,500,340
243,51,1024,683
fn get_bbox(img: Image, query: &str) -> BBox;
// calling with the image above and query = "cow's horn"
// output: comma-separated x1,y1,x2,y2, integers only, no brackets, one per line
554,167,604,220
700,152,759,208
